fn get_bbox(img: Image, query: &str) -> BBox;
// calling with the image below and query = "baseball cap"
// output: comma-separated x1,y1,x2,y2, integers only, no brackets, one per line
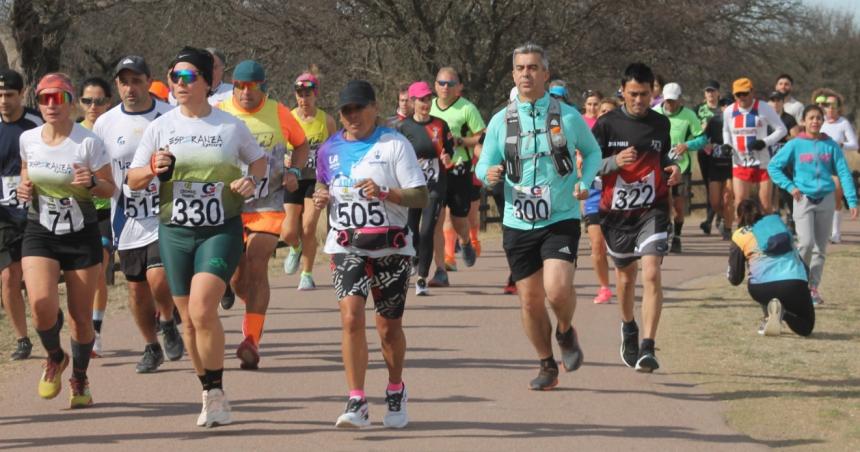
114,55,150,78
732,77,753,94
548,85,568,98
768,90,785,101
233,60,266,82
704,80,720,91
662,82,682,101
36,73,73,96
338,80,375,110
295,72,319,96
0,70,24,91
149,80,169,101
407,81,432,99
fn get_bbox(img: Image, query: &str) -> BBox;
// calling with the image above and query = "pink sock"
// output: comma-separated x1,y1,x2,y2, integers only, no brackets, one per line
348,389,365,400
387,381,404,392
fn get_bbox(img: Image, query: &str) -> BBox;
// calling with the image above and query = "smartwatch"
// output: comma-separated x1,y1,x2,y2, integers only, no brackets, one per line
286,167,301,178
86,175,97,189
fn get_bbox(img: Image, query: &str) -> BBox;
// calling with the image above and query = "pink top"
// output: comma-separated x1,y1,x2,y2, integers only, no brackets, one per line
583,116,597,130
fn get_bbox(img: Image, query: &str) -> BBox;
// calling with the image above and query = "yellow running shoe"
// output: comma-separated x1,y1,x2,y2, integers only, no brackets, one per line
38,353,69,399
69,377,93,409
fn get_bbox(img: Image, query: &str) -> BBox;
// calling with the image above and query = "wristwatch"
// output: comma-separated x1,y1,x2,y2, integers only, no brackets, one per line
286,167,301,178
245,175,258,185
86,175,97,189
378,185,390,200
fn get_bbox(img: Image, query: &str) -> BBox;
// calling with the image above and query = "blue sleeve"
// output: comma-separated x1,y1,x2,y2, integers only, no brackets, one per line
767,140,796,193
475,111,504,185
567,111,601,189
831,142,858,208
685,134,707,151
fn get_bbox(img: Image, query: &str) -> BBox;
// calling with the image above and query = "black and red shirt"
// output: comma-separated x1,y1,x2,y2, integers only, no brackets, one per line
397,115,454,191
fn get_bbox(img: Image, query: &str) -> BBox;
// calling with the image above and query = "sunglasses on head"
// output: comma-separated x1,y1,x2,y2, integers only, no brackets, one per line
169,69,200,84
233,80,263,91
734,92,750,98
37,91,72,106
80,97,110,107
295,80,317,90
436,80,457,87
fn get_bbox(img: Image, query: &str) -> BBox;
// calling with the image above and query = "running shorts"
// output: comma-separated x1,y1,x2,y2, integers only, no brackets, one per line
445,173,472,218
242,211,286,237
502,219,580,282
330,253,411,320
469,183,482,202
97,208,112,249
283,179,316,205
733,167,769,183
671,172,691,198
22,220,102,271
0,218,24,270
601,212,669,268
707,158,732,182
118,240,163,282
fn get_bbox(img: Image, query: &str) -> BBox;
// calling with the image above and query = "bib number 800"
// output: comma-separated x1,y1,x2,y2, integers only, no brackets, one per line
336,201,385,228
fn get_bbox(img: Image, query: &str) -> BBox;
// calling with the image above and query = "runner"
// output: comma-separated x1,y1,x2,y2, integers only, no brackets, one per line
723,78,786,216
598,97,619,117
385,83,411,127
477,43,600,389
17,73,116,407
93,55,183,373
128,47,266,427
548,80,571,106
695,80,722,235
581,90,602,129
397,81,454,296
653,82,706,253
282,72,334,290
0,69,42,360
168,48,232,106
768,104,857,305
766,90,800,232
702,97,736,240
217,60,307,369
591,62,681,372
313,80,427,428
775,74,803,123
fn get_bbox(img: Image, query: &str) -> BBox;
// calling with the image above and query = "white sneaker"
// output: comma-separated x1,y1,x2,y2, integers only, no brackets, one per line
415,278,429,296
759,299,783,337
92,332,103,357
284,245,301,275
335,397,370,428
198,388,232,428
383,385,409,429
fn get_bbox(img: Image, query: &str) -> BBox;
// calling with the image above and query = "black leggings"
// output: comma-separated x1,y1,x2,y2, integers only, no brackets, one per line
748,280,815,336
408,194,445,278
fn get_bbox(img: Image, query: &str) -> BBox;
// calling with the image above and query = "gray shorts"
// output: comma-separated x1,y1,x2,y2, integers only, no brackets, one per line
601,212,670,268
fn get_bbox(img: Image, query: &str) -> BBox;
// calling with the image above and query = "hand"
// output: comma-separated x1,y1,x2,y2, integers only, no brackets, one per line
850,207,858,220
574,182,589,200
751,139,766,151
440,153,452,167
151,148,174,175
486,165,504,185
665,164,681,186
71,164,93,187
16,179,33,202
674,143,689,156
353,178,383,199
703,144,714,155
791,188,802,201
283,171,299,192
312,187,330,210
230,176,257,198
615,146,638,167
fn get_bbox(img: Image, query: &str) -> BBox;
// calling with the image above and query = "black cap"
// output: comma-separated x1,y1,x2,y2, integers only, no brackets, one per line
704,80,720,91
0,69,24,91
768,90,785,101
114,55,151,78
170,46,214,89
338,80,376,110
718,97,733,107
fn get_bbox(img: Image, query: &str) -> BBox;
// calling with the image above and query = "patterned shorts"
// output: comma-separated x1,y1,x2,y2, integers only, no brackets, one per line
330,253,411,319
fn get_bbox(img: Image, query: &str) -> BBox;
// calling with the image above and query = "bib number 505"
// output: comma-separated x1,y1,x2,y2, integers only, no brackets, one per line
336,201,385,228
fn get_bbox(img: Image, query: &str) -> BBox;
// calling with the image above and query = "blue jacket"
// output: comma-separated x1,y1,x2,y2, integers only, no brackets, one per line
768,133,857,208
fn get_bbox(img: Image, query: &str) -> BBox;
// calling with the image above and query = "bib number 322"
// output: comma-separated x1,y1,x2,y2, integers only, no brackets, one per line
171,181,225,226
611,171,655,210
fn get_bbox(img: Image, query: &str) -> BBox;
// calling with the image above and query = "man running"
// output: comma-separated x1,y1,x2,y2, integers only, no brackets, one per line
94,56,183,373
695,80,722,235
385,83,411,127
477,43,600,390
592,62,681,372
775,74,803,123
217,60,307,369
0,69,42,360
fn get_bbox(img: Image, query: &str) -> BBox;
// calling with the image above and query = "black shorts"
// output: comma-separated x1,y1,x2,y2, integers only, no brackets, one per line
118,240,163,282
601,212,669,268
330,253,411,320
706,159,732,182
284,179,316,205
22,220,102,271
0,217,24,269
469,183,482,202
445,173,472,218
97,208,112,249
583,213,601,228
502,219,580,282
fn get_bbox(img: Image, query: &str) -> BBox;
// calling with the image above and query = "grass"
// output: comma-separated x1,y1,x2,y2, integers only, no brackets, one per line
660,247,860,451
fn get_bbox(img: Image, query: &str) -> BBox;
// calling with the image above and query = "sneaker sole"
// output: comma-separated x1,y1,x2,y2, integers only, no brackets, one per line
619,329,638,368
335,418,370,428
635,356,659,373
203,415,232,428
527,379,559,391
70,399,94,409
237,348,260,370
383,417,409,429
136,360,164,374
764,300,782,337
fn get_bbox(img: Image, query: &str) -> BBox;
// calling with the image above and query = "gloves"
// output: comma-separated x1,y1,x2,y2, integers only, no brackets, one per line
751,139,766,151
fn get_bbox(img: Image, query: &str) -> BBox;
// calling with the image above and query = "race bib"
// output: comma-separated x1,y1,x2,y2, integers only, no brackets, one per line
331,185,389,230
611,171,656,211
305,144,320,170
245,160,271,203
0,176,27,209
512,185,551,222
38,195,84,235
122,182,159,219
170,181,225,226
737,150,761,168
419,158,440,183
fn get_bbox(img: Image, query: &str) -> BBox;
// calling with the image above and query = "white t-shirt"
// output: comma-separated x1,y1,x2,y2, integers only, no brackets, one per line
94,100,174,250
168,82,233,107
821,117,859,153
783,97,804,124
722,100,787,168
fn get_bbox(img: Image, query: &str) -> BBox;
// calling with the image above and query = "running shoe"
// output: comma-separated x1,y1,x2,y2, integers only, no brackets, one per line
721,227,732,241
758,299,783,337
555,326,584,372
297,273,316,291
444,260,457,272
383,385,409,429
410,256,419,277
715,216,724,231
236,336,260,370
415,278,429,296
91,332,102,358
427,268,449,288
220,286,235,310
699,219,712,235
635,349,660,373
136,344,164,374
593,286,613,304
461,242,477,267
472,239,482,257
69,376,93,409
503,277,517,295
810,286,823,305
620,322,639,368
198,388,232,428
528,361,559,390
284,244,302,275
11,337,32,360
162,321,184,361
335,397,371,428
38,352,69,399
670,236,682,253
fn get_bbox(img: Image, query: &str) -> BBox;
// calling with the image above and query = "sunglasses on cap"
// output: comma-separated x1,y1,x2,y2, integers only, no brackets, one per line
80,97,110,107
734,92,750,98
233,80,263,91
436,80,457,87
37,91,72,106
295,80,317,90
169,69,200,84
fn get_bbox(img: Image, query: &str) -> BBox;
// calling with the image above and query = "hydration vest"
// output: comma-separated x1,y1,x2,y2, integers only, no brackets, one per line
504,97,573,183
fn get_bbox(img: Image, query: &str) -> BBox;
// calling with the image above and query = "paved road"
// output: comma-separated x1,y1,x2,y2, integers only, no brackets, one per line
1,220,811,451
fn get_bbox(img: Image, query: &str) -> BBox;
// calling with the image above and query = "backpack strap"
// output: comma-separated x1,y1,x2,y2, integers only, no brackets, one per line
504,100,522,183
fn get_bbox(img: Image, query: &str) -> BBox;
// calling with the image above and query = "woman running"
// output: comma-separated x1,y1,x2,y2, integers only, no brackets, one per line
17,73,115,408
128,47,266,427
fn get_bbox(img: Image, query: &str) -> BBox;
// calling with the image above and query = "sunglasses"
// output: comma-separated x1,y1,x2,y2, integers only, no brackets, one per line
37,91,72,106
734,92,750,98
233,81,263,91
169,69,200,84
436,80,457,87
80,97,110,107
817,102,834,108
295,80,317,90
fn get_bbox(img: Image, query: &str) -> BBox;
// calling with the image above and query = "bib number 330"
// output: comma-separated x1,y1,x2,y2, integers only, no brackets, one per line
171,181,225,226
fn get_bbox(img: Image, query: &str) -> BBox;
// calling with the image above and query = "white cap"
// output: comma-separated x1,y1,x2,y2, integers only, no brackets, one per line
509,87,518,101
663,82,682,100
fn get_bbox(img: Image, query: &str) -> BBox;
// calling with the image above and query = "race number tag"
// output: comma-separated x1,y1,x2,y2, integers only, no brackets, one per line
0,176,27,209
737,150,761,167
38,195,84,235
512,185,551,222
611,171,656,211
170,181,225,226
418,158,439,182
305,143,320,170
331,185,388,230
122,182,159,219
245,160,271,203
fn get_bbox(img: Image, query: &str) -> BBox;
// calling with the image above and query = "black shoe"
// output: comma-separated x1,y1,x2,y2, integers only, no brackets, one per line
670,237,682,253
220,286,235,310
11,337,32,360
635,349,660,373
161,320,184,361
620,322,639,368
699,220,711,235
721,227,732,241
135,344,164,373
528,361,559,390
555,326,584,372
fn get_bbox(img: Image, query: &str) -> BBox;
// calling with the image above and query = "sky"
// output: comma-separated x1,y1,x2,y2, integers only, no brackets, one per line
802,0,859,23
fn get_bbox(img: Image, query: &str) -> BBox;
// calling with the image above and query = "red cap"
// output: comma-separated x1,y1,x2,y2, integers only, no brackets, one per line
408,81,432,99
36,73,74,96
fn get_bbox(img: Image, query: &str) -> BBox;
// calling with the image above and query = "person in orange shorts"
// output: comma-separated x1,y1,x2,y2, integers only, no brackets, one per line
215,60,308,369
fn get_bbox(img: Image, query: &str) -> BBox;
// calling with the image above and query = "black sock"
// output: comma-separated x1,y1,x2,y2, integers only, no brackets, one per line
641,338,655,352
198,374,208,390
555,325,573,340
674,221,684,237
622,319,638,333
205,368,223,391
36,314,65,363
71,339,94,380
93,319,103,333
539,356,558,370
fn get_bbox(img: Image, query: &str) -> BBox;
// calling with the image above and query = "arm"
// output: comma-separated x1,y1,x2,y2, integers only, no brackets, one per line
766,141,796,193
726,241,746,286
761,103,787,147
832,144,858,208
474,116,503,184
591,119,621,176
128,123,162,190
841,121,858,152
325,114,338,137
722,108,732,147
279,103,308,169
573,115,601,190
463,103,487,149
683,110,706,151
